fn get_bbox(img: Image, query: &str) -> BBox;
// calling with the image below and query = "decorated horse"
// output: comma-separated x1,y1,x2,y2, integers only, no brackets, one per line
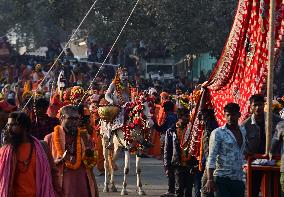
99,92,154,195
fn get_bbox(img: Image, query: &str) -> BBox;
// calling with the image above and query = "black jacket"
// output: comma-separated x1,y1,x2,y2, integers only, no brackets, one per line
154,112,180,169
242,113,283,154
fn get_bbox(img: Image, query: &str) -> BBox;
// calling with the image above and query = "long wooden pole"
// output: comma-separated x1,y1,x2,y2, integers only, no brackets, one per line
266,0,275,155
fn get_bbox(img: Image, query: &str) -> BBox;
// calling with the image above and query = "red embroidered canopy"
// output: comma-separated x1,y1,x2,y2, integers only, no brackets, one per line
188,0,284,159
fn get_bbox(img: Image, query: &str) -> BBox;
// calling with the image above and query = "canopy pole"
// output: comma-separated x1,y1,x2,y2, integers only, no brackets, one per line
265,0,275,155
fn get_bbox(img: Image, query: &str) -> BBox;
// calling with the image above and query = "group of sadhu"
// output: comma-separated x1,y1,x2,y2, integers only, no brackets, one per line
0,64,199,197
1,62,284,197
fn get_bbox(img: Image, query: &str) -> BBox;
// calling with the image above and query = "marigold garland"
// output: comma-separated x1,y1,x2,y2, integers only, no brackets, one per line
192,90,201,103
53,125,82,170
82,154,98,169
114,77,130,105
70,86,84,103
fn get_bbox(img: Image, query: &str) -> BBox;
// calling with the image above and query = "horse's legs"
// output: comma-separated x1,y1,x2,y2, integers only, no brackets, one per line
136,155,146,195
102,138,110,192
109,141,119,192
112,141,121,162
121,150,130,195
111,139,121,174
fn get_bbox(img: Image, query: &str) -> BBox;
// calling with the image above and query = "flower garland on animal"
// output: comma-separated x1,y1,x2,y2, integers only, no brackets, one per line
123,94,154,149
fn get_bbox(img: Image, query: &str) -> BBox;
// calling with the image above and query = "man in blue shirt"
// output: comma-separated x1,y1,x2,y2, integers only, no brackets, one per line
205,103,246,197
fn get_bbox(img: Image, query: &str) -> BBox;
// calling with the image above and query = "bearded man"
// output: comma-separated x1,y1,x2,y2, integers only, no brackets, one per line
104,66,153,149
104,66,131,148
105,66,130,106
0,112,59,196
45,105,99,197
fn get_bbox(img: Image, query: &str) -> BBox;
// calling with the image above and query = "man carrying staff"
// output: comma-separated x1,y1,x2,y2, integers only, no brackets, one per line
0,112,59,196
45,105,99,197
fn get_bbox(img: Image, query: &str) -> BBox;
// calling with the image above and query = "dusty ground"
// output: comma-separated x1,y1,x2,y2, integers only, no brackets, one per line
94,154,168,197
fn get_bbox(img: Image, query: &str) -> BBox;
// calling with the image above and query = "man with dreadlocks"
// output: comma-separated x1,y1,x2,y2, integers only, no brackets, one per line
0,112,60,196
103,66,153,149
104,65,131,148
105,65,130,107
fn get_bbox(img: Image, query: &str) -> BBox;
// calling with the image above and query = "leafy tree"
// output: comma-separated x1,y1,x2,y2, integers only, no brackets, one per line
0,0,237,57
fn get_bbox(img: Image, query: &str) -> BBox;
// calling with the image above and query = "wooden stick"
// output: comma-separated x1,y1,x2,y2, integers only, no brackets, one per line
266,0,275,155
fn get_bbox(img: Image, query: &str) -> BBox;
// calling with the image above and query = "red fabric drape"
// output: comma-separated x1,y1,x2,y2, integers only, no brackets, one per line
189,0,284,158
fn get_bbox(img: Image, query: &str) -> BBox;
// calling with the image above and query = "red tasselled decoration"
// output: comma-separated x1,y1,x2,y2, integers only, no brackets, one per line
123,94,154,145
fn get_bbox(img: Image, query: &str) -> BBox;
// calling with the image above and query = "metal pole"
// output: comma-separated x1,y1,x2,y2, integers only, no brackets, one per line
265,0,275,155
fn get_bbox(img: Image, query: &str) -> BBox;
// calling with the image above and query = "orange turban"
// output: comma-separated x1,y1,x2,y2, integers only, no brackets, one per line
160,92,169,99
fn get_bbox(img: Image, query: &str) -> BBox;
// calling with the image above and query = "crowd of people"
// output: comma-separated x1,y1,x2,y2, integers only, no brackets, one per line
0,57,198,196
1,46,284,197
156,94,284,197
0,53,190,105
